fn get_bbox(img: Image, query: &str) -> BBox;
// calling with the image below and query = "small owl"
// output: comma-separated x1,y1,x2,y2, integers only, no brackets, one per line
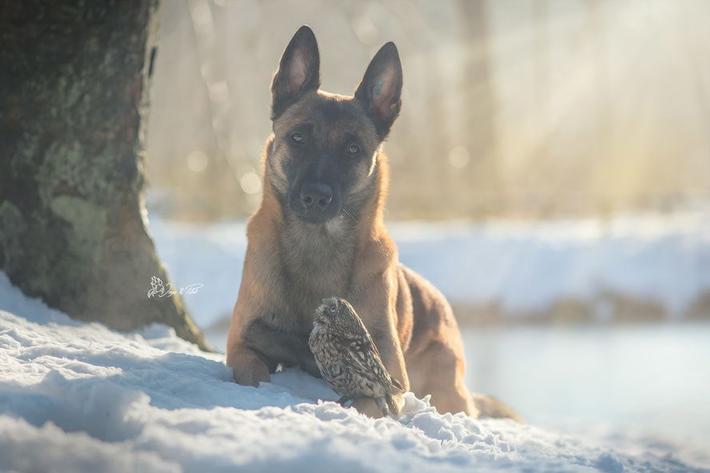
308,297,404,417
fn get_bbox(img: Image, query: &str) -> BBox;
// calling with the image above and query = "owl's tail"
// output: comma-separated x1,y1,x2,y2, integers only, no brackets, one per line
385,393,401,416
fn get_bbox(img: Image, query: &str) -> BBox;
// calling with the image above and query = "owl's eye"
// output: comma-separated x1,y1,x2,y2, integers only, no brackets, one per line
329,304,337,314
346,143,360,155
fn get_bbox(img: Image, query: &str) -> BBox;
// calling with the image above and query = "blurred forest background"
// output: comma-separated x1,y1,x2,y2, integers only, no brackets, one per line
145,0,710,222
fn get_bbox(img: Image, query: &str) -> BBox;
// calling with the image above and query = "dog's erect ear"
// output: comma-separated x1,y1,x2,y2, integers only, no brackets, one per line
271,25,320,120
354,42,403,140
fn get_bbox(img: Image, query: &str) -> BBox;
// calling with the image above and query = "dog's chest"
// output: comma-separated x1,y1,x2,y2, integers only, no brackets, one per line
285,273,347,328
279,225,356,321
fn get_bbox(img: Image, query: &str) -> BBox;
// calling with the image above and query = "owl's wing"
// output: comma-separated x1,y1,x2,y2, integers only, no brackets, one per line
340,335,400,392
356,322,404,393
389,376,404,394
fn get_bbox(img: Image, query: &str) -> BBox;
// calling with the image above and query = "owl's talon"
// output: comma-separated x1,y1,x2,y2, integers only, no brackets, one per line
375,396,390,417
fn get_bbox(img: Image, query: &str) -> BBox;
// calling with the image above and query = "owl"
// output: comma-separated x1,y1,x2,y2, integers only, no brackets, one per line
308,297,404,417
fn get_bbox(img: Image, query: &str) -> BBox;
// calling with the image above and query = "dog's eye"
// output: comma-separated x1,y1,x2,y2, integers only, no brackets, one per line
346,143,360,155
291,132,305,144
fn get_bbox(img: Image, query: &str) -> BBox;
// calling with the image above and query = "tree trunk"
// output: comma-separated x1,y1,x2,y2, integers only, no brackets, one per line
0,0,208,350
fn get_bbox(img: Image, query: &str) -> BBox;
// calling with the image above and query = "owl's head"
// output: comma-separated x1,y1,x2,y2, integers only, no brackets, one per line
314,297,362,333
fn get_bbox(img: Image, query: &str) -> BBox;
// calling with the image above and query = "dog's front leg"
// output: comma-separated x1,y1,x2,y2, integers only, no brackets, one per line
349,272,410,417
356,274,410,391
227,308,274,386
231,316,312,385
227,319,276,386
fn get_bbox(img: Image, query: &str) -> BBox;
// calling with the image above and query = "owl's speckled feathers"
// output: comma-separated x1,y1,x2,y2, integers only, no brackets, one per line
308,297,403,416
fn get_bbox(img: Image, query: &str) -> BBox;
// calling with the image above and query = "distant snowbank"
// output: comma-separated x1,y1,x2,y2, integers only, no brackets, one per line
394,209,710,321
150,207,710,328
0,273,706,472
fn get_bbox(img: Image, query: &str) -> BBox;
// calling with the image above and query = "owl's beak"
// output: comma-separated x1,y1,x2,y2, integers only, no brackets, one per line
314,302,330,322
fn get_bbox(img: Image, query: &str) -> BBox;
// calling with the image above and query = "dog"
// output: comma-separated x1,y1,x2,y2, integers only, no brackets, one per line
226,25,517,419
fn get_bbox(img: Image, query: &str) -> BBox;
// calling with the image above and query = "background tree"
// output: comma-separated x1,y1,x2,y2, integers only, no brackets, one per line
0,0,208,350
457,0,504,218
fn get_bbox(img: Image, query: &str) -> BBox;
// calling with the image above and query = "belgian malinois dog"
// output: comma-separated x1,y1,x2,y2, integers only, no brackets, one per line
227,26,516,419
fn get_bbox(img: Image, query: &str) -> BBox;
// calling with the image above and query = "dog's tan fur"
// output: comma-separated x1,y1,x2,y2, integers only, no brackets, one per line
226,27,510,418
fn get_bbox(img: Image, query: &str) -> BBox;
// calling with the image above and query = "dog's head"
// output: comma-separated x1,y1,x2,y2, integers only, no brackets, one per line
266,26,402,225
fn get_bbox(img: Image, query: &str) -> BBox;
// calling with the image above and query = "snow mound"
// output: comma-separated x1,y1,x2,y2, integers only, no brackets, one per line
0,274,706,472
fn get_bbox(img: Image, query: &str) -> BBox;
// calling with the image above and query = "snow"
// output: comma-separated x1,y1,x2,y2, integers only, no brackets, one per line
150,206,710,329
394,211,710,316
0,273,708,472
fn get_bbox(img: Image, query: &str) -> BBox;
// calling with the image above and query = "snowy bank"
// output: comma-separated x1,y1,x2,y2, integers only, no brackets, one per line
0,273,708,472
150,207,710,329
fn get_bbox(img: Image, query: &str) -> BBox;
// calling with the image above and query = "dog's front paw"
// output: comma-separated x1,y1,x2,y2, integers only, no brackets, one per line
231,351,271,387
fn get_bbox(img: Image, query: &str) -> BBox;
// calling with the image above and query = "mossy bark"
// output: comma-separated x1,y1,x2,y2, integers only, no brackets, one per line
0,0,208,350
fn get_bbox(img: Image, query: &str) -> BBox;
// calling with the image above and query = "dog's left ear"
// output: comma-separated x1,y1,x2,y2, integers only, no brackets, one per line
271,25,320,120
355,42,403,140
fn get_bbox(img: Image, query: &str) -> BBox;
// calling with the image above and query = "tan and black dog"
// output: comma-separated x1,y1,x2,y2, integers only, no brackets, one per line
227,26,516,419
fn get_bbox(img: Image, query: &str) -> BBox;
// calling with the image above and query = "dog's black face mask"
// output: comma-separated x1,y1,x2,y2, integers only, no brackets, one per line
284,136,345,225
266,26,402,225
278,109,372,225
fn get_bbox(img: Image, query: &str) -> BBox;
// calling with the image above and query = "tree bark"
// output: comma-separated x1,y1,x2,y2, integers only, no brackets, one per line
0,0,208,350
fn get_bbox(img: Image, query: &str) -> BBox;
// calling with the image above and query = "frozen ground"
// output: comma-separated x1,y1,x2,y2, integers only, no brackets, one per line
150,206,710,330
1,272,708,472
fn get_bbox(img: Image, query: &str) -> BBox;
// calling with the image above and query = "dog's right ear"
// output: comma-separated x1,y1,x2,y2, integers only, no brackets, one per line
271,25,320,120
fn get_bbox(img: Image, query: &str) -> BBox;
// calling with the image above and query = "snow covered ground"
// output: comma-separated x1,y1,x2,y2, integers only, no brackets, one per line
150,206,710,330
1,272,708,472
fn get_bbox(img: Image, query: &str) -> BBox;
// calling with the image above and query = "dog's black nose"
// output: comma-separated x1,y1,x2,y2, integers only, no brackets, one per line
300,183,333,210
